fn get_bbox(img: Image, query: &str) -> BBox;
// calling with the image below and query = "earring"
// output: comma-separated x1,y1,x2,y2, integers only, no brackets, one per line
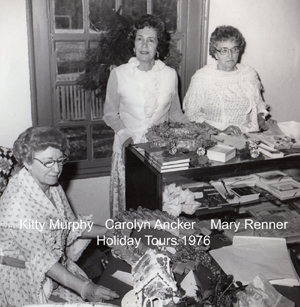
156,51,159,58
133,48,136,56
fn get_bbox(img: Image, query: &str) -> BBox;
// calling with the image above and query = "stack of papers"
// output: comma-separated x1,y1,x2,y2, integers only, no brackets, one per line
210,236,300,286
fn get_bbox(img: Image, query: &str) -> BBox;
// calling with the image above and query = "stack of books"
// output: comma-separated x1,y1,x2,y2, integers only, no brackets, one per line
144,147,193,173
258,143,284,158
254,170,291,188
254,170,300,200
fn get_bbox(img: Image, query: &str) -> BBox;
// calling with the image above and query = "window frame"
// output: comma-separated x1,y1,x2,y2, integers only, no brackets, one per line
26,0,209,180
27,0,113,179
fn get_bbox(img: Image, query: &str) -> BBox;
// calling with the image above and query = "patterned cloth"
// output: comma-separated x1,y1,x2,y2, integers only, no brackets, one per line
109,152,125,218
183,64,268,133
103,57,189,216
0,168,91,306
0,146,18,196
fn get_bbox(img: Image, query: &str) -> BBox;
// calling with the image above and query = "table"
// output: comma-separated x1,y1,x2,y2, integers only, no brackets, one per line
125,144,300,214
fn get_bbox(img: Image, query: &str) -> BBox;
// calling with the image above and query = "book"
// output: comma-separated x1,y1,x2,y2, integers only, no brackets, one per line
267,180,300,200
255,170,291,184
289,200,300,215
258,144,284,158
206,193,229,209
230,185,260,203
254,170,292,191
146,158,189,173
147,158,190,170
144,147,193,166
245,201,289,217
254,210,300,243
206,144,236,162
187,186,229,209
203,186,230,209
280,148,300,156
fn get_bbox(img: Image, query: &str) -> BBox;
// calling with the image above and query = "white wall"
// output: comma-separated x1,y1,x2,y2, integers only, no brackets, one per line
207,0,300,122
0,0,32,146
62,177,111,225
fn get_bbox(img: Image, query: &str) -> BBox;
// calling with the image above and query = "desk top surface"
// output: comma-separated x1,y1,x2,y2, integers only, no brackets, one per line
127,143,300,181
98,231,300,306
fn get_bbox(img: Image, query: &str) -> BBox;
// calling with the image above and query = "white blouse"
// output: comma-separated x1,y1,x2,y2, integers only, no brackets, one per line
103,57,189,154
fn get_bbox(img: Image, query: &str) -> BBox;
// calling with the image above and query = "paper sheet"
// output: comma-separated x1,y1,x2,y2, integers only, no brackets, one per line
111,270,133,286
210,236,300,286
211,133,247,150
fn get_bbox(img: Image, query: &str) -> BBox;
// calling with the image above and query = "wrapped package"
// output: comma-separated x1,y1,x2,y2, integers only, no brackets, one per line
234,275,295,307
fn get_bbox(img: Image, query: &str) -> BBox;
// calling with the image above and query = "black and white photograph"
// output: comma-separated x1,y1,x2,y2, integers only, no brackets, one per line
1,0,300,306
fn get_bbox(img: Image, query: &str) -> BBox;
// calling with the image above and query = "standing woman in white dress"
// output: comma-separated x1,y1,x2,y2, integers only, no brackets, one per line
103,14,189,217
183,25,269,136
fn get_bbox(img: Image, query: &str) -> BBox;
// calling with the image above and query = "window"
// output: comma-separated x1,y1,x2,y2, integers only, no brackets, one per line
27,0,209,179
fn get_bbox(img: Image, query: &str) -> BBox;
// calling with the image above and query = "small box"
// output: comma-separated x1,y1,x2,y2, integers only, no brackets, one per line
207,144,236,162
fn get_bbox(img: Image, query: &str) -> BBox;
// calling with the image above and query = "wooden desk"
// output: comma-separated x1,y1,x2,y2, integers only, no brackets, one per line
125,144,300,213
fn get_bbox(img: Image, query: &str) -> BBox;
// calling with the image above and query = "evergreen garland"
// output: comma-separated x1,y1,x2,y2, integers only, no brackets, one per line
77,11,182,101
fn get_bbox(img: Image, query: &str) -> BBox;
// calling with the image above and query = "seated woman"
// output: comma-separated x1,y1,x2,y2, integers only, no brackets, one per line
183,25,270,136
0,126,119,306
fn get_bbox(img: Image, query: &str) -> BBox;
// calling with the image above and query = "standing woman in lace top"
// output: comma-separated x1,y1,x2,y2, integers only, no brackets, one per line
183,25,269,136
103,15,189,216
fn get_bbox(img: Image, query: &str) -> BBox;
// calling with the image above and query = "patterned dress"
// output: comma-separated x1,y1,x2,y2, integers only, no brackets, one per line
183,64,268,133
0,168,91,306
103,57,189,217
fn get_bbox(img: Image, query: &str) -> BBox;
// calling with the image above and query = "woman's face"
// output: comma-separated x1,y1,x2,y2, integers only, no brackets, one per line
214,40,240,72
24,147,64,192
134,27,158,66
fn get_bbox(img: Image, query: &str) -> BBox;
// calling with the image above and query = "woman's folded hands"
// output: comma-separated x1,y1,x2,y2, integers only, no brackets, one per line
222,125,242,136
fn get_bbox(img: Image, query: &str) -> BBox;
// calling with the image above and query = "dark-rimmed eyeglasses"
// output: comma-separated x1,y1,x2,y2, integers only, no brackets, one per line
34,157,68,168
215,46,240,55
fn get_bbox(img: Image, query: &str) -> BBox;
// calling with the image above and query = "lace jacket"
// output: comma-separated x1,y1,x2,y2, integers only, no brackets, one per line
183,64,268,133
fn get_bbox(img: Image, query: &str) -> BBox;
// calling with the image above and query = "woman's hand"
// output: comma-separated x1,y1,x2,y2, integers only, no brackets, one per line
122,137,133,164
258,113,268,131
82,282,119,302
47,263,119,302
222,125,242,136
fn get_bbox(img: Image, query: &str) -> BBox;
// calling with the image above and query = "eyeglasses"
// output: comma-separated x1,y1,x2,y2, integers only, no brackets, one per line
34,157,68,168
215,46,240,55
